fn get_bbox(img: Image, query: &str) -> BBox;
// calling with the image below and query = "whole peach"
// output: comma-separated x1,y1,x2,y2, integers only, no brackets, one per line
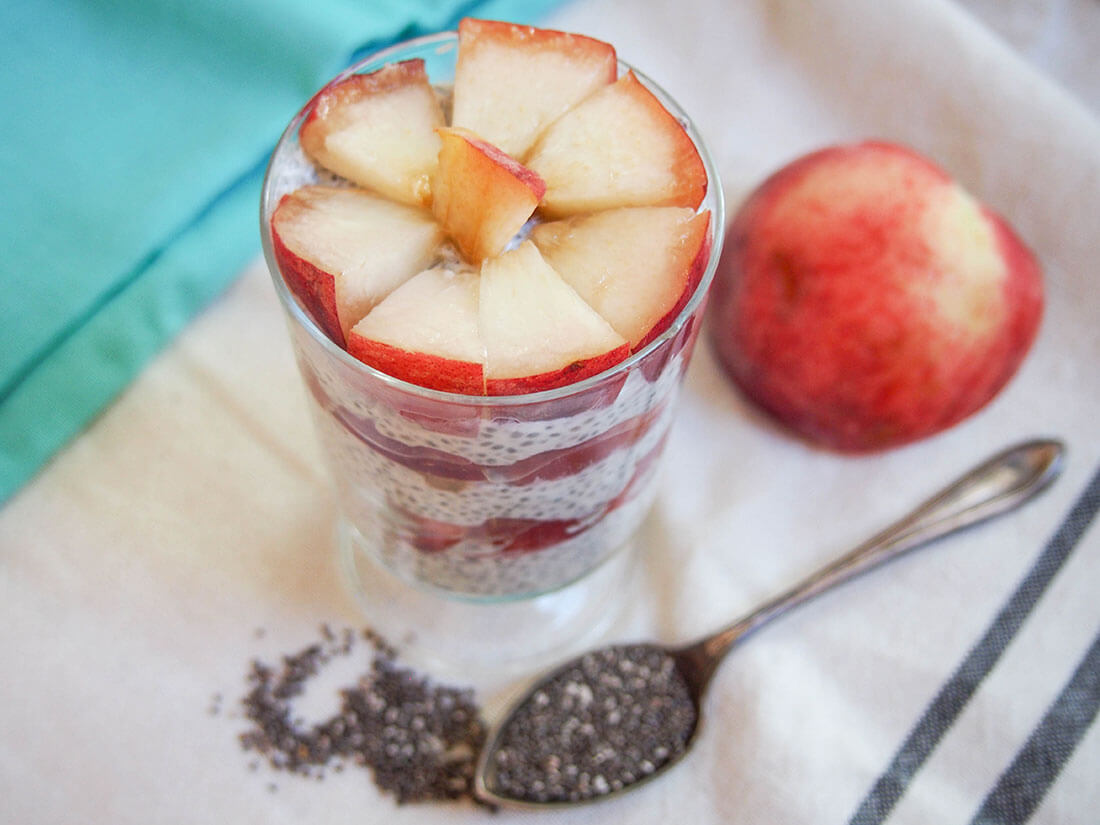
709,142,1043,452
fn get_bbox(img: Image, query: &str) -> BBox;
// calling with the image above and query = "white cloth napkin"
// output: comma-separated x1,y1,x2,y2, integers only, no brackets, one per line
2,0,1098,823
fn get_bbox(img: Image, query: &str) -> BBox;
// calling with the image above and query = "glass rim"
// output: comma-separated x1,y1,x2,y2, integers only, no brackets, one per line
259,29,726,407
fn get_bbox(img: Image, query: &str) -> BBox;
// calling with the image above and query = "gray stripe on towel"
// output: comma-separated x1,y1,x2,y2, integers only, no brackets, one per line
969,625,1100,825
849,463,1100,825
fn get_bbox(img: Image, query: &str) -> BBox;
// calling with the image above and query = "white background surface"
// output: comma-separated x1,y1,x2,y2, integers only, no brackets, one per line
2,0,1099,823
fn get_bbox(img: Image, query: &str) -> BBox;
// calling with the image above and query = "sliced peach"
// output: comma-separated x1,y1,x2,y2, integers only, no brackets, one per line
431,127,545,263
452,18,617,160
526,71,707,217
300,59,444,207
270,186,443,345
348,266,484,394
479,242,629,394
531,207,711,349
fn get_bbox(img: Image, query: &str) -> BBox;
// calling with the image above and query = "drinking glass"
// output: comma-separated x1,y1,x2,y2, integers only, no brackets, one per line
260,31,724,674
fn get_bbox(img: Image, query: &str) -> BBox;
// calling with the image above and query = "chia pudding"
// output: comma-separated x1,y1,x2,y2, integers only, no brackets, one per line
260,33,719,600
281,278,700,598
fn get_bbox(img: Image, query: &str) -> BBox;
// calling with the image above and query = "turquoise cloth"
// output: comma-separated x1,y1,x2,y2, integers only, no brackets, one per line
0,0,563,505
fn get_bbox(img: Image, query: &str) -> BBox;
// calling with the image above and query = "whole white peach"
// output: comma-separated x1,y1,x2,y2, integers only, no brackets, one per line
709,141,1043,452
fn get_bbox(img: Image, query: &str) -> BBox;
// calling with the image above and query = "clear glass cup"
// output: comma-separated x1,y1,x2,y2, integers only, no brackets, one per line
260,31,724,676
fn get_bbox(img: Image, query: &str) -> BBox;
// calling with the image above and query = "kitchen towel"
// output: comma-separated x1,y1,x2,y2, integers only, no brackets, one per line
0,0,562,505
2,0,1099,823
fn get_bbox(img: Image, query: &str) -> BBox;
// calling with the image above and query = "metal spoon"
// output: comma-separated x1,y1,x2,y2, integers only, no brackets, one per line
474,438,1065,808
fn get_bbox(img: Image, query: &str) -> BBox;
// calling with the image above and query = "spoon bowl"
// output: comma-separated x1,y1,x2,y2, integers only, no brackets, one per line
474,438,1065,808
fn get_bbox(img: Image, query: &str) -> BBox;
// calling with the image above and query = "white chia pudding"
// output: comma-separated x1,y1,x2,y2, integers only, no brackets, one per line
289,311,695,598
264,76,712,600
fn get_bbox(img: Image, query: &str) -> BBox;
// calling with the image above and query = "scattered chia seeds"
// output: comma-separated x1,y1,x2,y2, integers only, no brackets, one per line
230,628,698,807
488,644,697,803
235,624,487,805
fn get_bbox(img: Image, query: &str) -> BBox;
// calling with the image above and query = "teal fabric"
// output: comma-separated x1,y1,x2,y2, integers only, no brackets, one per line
0,0,564,505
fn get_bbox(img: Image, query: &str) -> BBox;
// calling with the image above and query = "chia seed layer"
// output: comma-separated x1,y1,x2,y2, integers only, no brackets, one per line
287,306,690,597
359,466,660,596
316,397,675,525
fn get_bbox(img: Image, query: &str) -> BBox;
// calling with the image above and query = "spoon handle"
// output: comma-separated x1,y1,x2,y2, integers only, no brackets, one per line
698,438,1065,664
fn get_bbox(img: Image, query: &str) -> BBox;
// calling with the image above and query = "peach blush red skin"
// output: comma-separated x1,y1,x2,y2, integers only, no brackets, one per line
464,133,547,200
708,142,1042,453
633,220,713,352
618,71,708,210
485,343,631,396
346,338,633,398
458,18,618,75
271,210,345,347
346,334,485,396
302,59,431,136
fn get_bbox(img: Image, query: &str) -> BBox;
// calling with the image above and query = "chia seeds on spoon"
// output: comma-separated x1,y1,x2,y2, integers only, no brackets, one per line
488,644,697,803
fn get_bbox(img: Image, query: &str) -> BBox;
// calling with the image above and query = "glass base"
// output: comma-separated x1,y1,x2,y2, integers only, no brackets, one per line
337,519,639,692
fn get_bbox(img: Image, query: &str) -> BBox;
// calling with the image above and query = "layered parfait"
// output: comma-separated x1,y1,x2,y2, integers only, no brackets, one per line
261,19,720,598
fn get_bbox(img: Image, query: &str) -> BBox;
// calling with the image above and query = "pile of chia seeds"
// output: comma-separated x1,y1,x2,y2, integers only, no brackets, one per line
488,644,697,803
234,625,486,804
